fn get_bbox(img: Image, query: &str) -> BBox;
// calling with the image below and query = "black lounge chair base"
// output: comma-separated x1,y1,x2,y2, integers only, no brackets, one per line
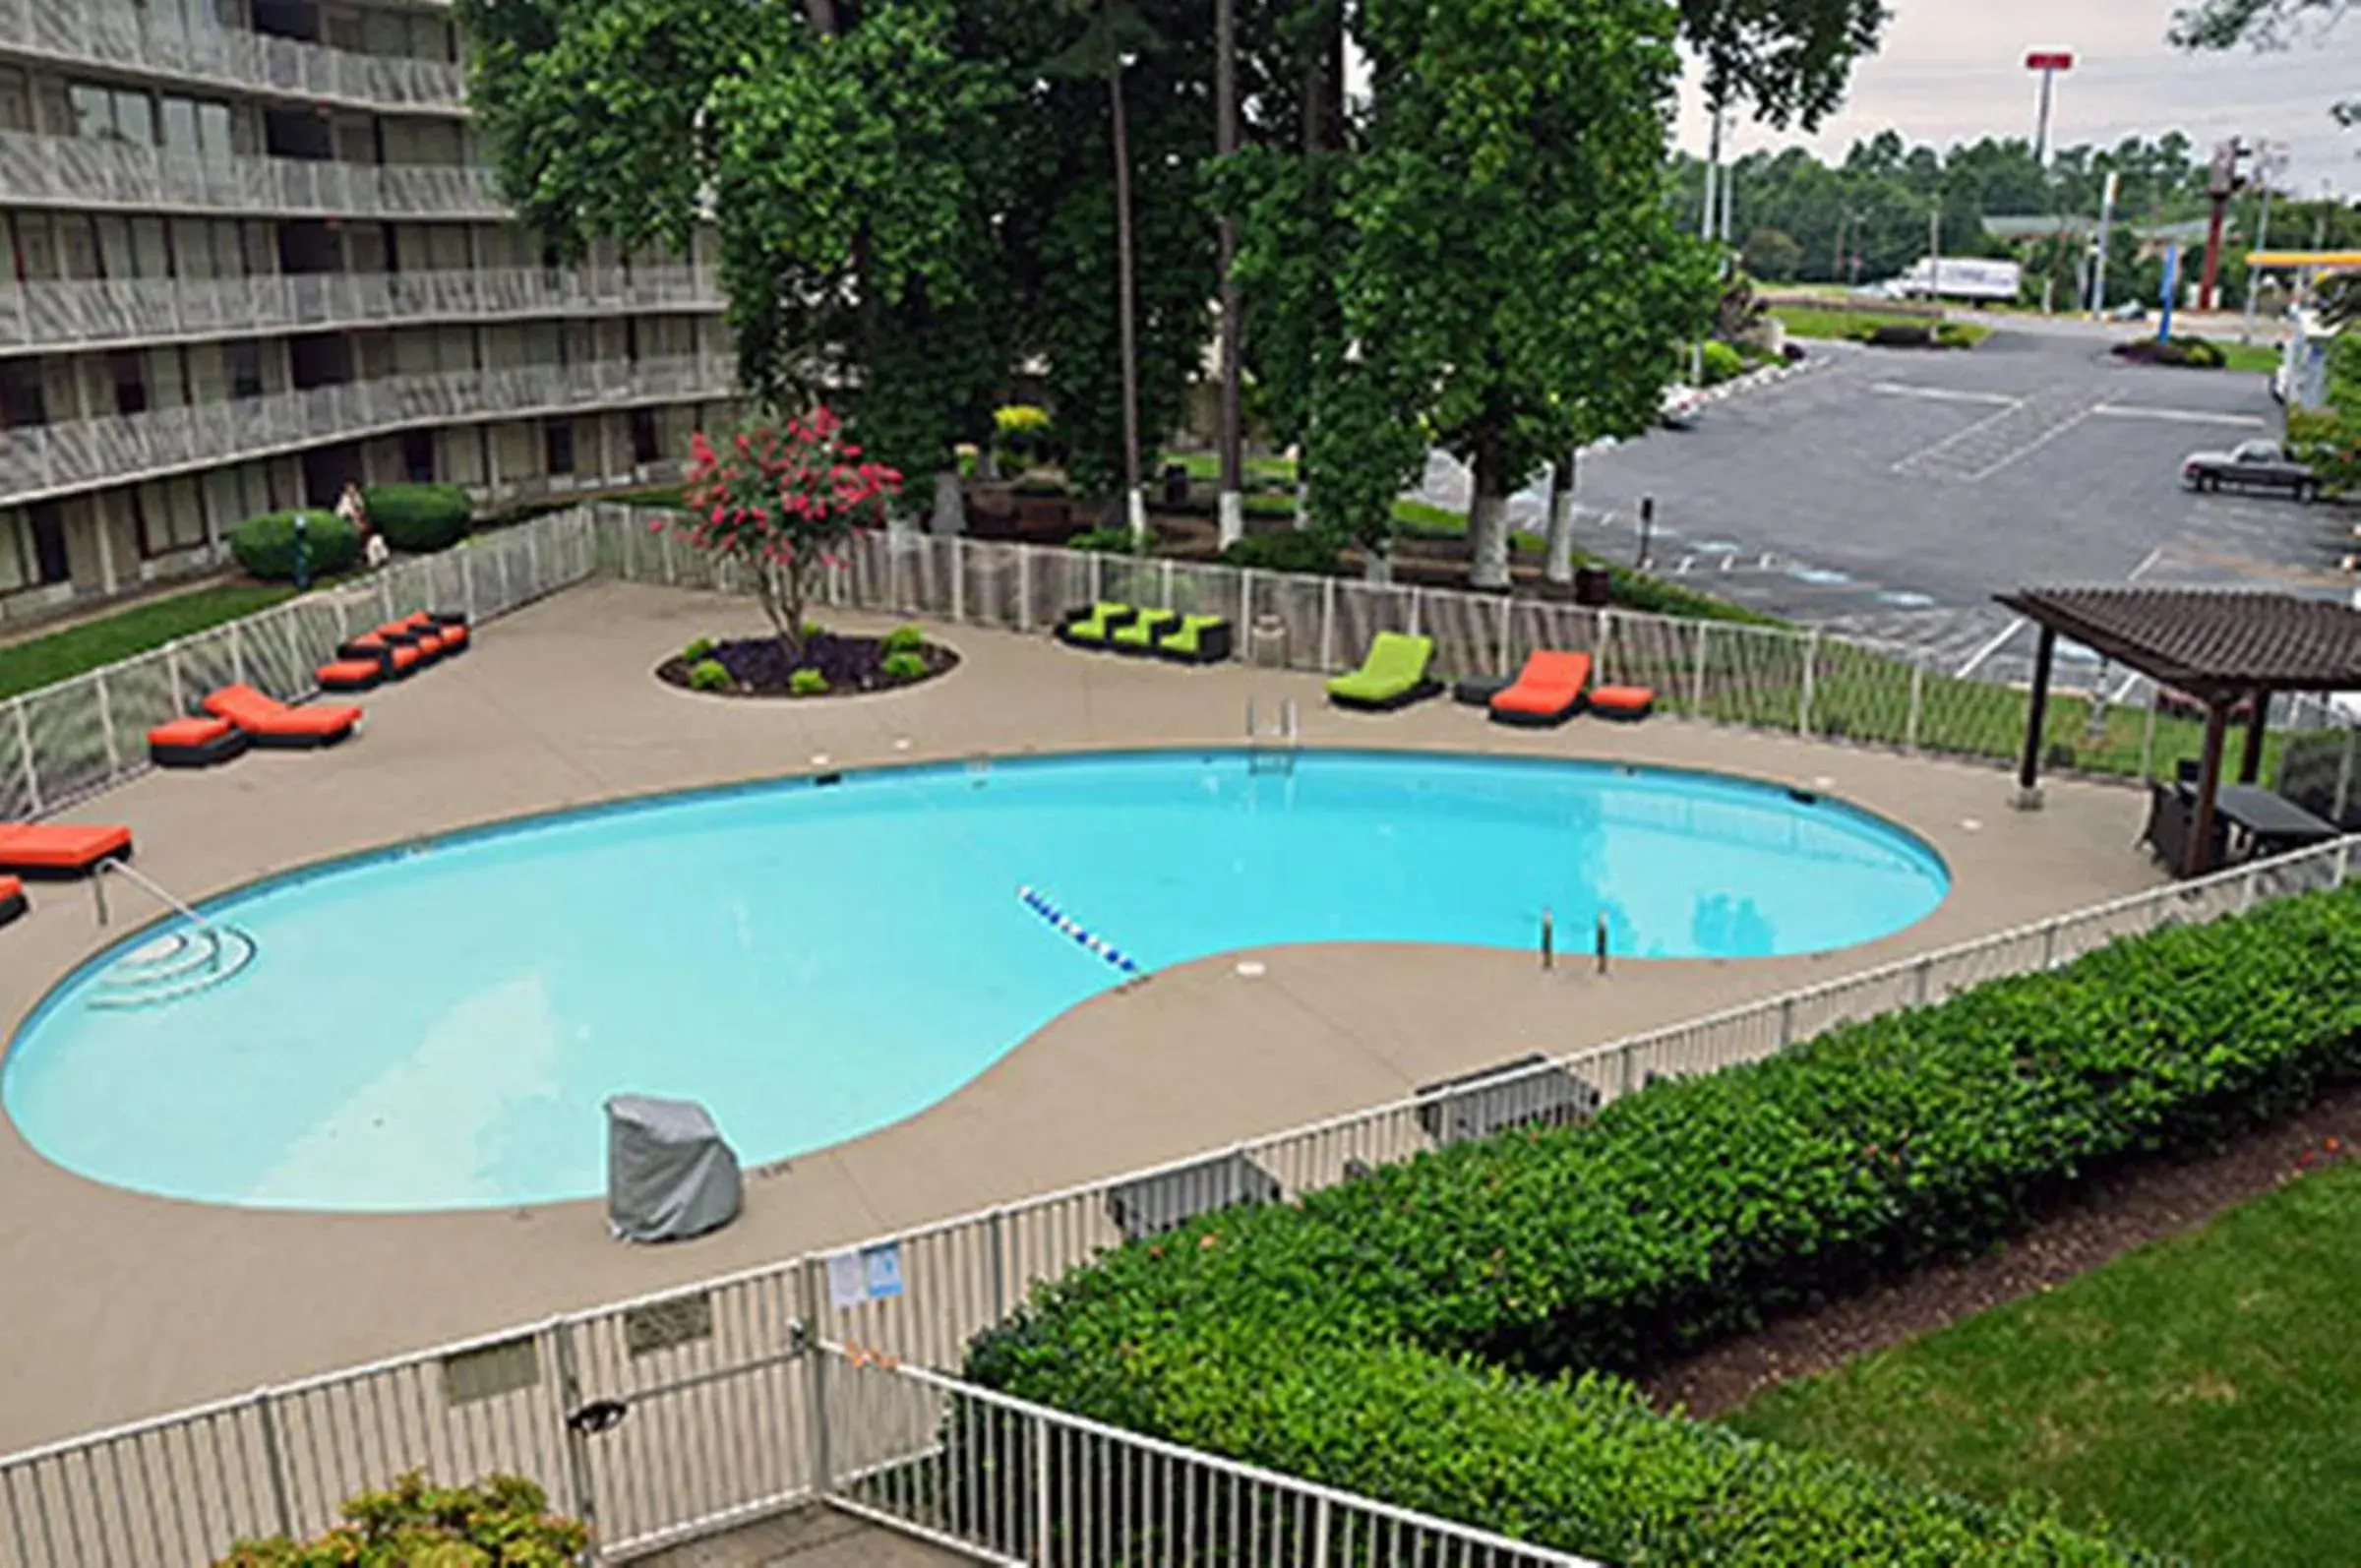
1487,700,1583,729
147,717,251,769
0,879,25,928
1329,679,1442,713
428,610,470,628
1157,622,1234,664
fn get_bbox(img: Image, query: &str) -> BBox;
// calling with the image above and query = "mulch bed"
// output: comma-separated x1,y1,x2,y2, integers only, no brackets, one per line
1642,1081,2361,1419
655,632,959,699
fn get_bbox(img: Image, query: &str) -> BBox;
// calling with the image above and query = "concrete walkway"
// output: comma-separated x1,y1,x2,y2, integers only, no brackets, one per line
0,577,2162,1452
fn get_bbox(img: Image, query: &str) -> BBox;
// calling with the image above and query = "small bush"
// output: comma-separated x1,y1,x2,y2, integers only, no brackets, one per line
229,511,360,581
1068,525,1141,555
682,636,715,663
1933,322,1978,349
789,668,829,695
1698,340,1746,386
882,625,927,656
214,1472,586,1567
882,650,928,681
1859,322,1934,347
2180,336,2226,368
2112,334,2225,369
801,620,823,640
359,483,472,553
1012,475,1072,499
687,658,732,692
1221,530,1341,576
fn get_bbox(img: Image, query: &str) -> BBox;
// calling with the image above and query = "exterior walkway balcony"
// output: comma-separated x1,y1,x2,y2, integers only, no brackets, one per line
0,266,726,354
0,353,737,503
0,130,505,219
0,0,467,115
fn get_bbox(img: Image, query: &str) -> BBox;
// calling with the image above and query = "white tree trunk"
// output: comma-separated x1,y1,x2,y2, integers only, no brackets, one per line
1544,456,1577,585
930,469,966,536
1468,481,1511,592
1218,489,1245,549
1125,487,1150,545
1363,548,1393,585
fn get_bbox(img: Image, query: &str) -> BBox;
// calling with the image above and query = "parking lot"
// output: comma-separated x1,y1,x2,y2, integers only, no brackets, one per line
1424,324,2339,677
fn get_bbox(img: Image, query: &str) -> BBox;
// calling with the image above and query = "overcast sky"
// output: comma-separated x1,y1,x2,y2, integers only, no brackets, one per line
1674,0,2361,201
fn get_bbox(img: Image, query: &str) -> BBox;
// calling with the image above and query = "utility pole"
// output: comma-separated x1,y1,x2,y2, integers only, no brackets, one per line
1928,203,1942,301
1831,210,1848,282
2199,138,2247,313
1213,0,1243,549
2088,169,2119,318
1701,99,1724,242
2026,51,2073,167
2241,142,2284,342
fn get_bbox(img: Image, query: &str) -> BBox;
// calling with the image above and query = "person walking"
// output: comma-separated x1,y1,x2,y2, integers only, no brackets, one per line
337,481,389,570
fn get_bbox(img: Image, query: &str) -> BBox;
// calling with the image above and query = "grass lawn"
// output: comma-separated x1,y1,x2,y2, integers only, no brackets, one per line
1725,1156,2361,1567
2218,340,2283,375
1772,304,1992,347
0,580,295,701
1157,451,1300,488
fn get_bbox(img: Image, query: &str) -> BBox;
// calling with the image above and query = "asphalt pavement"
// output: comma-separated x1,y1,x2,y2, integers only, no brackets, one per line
1414,323,2340,678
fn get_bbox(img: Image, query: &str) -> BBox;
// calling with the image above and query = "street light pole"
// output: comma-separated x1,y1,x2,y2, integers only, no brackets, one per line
1214,0,1243,548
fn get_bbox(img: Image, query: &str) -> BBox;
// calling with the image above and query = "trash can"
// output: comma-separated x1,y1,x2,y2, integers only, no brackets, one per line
1249,613,1290,670
1161,462,1192,509
1573,565,1612,608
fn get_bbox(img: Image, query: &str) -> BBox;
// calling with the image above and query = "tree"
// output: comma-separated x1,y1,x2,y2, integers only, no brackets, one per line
1743,225,1804,279
2172,0,2355,121
673,410,903,659
1678,0,1888,132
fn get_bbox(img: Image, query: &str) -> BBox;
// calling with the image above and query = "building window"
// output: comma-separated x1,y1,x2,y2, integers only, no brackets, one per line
401,429,435,484
543,418,575,476
0,360,45,429
108,350,149,416
136,479,207,558
0,503,69,592
70,83,155,148
630,408,660,465
225,339,263,400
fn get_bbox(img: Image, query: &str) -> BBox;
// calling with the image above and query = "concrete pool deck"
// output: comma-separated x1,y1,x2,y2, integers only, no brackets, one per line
0,577,2164,1453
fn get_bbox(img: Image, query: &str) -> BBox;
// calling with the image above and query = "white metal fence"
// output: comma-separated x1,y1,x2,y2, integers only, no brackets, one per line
595,514,2358,803
0,265,723,355
7,508,2361,1564
0,355,733,504
0,0,468,114
0,510,600,821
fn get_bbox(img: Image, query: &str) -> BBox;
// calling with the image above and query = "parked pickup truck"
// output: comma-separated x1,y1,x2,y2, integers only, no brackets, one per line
2181,439,2321,502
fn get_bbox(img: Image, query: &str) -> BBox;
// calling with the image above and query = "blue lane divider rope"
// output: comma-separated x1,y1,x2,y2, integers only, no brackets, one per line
1018,885,1141,975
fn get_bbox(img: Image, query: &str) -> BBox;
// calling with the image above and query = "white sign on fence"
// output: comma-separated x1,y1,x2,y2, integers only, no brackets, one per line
827,1240,906,1308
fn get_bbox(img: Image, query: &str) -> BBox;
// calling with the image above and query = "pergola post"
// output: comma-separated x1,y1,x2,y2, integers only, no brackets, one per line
2239,688,2270,786
2191,699,2231,877
2015,624,2058,810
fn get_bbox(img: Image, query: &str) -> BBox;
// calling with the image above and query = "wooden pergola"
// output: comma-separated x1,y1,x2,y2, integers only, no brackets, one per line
1995,587,2361,875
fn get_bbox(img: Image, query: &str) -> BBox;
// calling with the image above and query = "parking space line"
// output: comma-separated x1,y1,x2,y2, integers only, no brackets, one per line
1968,408,2094,482
2089,404,2268,428
1870,382,2019,406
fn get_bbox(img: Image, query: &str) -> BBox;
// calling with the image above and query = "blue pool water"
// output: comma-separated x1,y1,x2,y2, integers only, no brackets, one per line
3,751,1948,1211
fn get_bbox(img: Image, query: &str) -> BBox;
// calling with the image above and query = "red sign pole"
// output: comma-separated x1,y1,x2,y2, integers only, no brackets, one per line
2025,51,2073,167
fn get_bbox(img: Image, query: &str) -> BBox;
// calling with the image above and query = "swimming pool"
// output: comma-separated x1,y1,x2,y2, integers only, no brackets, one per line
4,750,1948,1211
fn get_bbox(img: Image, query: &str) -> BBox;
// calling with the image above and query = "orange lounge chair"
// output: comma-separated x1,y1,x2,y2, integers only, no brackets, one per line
1489,650,1593,727
0,822,133,878
0,874,25,927
317,657,386,693
1590,685,1655,721
202,684,362,749
148,715,249,768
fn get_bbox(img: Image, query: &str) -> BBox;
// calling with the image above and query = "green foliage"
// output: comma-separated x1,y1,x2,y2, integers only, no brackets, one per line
992,404,1059,468
2289,333,2361,497
1220,530,1342,576
789,668,829,695
213,1472,586,1567
687,658,732,693
1067,525,1144,555
0,583,295,701
1743,225,1805,279
229,511,361,581
359,484,473,553
882,625,927,656
681,636,715,663
2113,334,2228,369
970,886,2361,1563
1932,321,1981,348
882,650,929,681
1733,1155,2361,1568
1698,339,1747,385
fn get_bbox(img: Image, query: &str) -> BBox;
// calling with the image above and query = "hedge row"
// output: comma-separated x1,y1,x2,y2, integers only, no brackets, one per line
228,511,361,580
361,482,473,552
967,884,2361,1564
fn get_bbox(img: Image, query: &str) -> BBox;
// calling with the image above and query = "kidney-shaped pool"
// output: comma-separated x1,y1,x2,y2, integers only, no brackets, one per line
3,750,1948,1210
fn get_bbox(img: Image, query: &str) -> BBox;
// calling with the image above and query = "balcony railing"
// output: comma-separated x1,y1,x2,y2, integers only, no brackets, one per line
0,130,506,218
0,0,468,113
0,354,736,502
0,266,725,352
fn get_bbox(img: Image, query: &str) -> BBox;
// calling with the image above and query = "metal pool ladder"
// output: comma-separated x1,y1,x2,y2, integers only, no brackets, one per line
87,860,257,1008
1245,695,1299,775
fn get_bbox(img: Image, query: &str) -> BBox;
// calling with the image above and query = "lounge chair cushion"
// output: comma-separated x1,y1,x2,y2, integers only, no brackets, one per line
0,874,23,927
1490,651,1594,724
148,715,250,769
1059,602,1137,646
435,623,470,652
202,684,362,748
1113,608,1181,651
1157,614,1233,663
317,658,385,692
388,644,423,676
0,821,134,876
1327,632,1438,710
1590,685,1655,720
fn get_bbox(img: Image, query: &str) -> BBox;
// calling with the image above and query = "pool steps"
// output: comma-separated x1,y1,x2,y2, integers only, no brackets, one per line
89,926,258,1009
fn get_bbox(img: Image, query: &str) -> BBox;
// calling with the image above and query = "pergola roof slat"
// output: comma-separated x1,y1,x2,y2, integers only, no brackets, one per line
1994,587,2361,697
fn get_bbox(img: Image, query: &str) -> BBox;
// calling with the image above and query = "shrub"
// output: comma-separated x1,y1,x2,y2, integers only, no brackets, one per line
214,1472,586,1567
359,483,472,553
229,511,360,581
687,658,732,693
969,886,2361,1565
2179,336,2226,369
882,650,928,681
1859,322,1934,347
1933,322,1979,349
1698,339,1746,386
882,625,927,656
789,668,829,695
682,636,715,663
1221,530,1341,576
1067,525,1141,555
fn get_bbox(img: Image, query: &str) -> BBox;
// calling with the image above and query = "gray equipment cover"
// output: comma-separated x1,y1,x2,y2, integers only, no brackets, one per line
606,1095,743,1242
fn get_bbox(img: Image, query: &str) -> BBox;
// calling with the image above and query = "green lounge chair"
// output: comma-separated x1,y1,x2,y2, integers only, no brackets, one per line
1057,602,1137,648
1157,614,1233,664
1327,632,1440,711
1112,608,1181,654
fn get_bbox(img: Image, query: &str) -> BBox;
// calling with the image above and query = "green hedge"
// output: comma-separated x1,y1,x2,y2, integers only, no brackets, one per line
229,511,360,581
1221,529,1342,576
1699,339,1746,385
968,886,2361,1564
361,483,473,552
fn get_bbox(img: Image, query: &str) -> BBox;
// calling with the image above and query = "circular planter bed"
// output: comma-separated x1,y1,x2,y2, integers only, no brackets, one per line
656,630,958,699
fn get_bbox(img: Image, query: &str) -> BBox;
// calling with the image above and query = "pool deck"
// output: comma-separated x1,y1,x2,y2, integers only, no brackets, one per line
0,577,2164,1453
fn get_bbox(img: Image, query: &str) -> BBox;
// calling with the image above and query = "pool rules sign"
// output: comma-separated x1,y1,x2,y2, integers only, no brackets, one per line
827,1241,907,1308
